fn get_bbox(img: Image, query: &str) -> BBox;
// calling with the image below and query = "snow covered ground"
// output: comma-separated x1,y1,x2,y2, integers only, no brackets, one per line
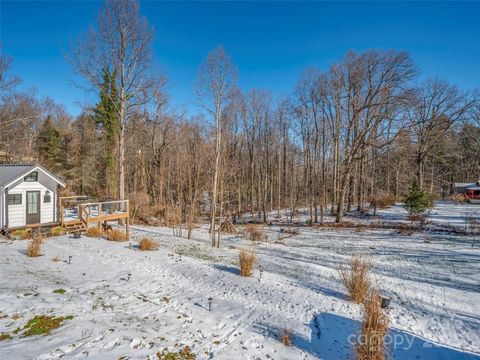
1,202,479,359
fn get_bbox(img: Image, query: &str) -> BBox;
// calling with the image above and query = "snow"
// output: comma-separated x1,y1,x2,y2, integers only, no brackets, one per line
0,202,479,359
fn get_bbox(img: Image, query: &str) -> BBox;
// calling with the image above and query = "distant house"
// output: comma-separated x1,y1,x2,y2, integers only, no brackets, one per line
454,180,480,201
0,164,65,230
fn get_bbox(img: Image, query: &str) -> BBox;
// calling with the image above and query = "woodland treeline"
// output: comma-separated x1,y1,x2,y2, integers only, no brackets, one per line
1,1,479,240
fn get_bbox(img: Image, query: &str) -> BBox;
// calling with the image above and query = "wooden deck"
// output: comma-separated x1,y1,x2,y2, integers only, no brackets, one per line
60,196,130,236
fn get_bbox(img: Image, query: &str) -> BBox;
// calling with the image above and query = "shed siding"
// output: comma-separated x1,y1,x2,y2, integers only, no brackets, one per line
0,187,4,228
8,181,55,227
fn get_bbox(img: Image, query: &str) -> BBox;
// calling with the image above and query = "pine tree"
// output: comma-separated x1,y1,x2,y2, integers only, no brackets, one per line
404,178,431,215
37,116,61,171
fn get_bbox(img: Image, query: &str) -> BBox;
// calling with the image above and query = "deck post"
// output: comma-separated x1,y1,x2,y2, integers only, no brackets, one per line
97,203,102,230
125,200,130,238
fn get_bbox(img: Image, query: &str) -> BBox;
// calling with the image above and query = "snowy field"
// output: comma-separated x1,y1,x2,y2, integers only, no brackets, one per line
1,202,479,360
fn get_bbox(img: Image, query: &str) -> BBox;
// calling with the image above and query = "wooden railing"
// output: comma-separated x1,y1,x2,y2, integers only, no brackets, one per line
60,196,130,236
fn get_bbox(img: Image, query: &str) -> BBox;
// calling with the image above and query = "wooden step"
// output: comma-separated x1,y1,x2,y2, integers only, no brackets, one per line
62,221,87,234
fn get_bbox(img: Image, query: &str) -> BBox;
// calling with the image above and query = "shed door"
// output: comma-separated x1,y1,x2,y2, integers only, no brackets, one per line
26,191,41,225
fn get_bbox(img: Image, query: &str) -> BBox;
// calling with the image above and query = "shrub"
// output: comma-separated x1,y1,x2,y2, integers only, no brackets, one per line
107,229,128,242
371,192,396,209
245,224,265,241
0,333,12,341
50,226,65,236
85,227,105,238
52,289,66,294
339,256,371,304
156,346,196,360
355,291,389,360
12,229,30,240
280,328,292,347
27,236,43,257
404,178,432,215
22,315,73,337
138,237,159,251
305,219,313,226
52,256,62,262
239,250,256,277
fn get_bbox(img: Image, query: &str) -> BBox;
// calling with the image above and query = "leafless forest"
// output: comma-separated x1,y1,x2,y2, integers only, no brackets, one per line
1,1,479,244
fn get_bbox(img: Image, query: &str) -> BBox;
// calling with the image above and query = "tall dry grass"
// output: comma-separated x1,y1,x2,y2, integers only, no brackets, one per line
107,229,128,242
239,250,256,277
245,224,265,241
27,235,43,257
355,291,389,360
138,237,159,251
339,256,371,303
85,227,105,238
280,328,293,347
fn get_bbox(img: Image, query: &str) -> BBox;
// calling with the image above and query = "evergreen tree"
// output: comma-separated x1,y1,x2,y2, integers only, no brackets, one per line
94,68,120,198
404,178,432,215
37,116,61,170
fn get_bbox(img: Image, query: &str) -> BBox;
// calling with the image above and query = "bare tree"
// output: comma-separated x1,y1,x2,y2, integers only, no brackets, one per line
407,79,475,188
69,0,156,200
195,46,237,247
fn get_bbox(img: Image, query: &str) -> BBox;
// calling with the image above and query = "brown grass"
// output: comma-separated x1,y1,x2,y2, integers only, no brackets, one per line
372,192,396,209
138,237,159,251
107,229,128,242
408,214,427,223
12,229,30,240
50,226,65,237
27,235,43,257
239,250,256,277
85,227,105,238
339,256,371,304
280,328,293,347
245,224,265,241
355,291,389,360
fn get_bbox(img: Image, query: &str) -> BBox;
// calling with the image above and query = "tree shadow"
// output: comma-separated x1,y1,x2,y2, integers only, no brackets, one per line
253,312,480,360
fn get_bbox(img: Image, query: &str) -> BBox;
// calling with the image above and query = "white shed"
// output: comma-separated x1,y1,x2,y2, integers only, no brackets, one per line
0,164,65,230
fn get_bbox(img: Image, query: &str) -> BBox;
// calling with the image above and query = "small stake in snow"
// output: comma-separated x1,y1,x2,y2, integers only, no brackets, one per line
179,254,182,261
127,273,132,282
259,266,263,281
68,256,72,264
208,297,213,311
129,242,132,250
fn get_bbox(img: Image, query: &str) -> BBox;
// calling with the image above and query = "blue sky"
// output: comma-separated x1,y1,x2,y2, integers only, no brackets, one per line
1,1,479,117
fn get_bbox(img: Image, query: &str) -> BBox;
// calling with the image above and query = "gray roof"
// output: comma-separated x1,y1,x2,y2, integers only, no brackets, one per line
0,164,65,187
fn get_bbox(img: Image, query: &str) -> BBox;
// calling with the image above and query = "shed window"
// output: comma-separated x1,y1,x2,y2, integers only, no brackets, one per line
8,194,22,205
24,172,38,182
44,191,51,203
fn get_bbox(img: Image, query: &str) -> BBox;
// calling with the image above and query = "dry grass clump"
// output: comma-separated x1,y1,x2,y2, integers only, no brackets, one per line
239,250,257,277
245,224,265,241
107,229,128,242
27,236,43,257
280,328,293,347
339,256,371,304
85,227,105,238
138,237,159,251
12,229,30,240
50,226,65,236
355,291,389,360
